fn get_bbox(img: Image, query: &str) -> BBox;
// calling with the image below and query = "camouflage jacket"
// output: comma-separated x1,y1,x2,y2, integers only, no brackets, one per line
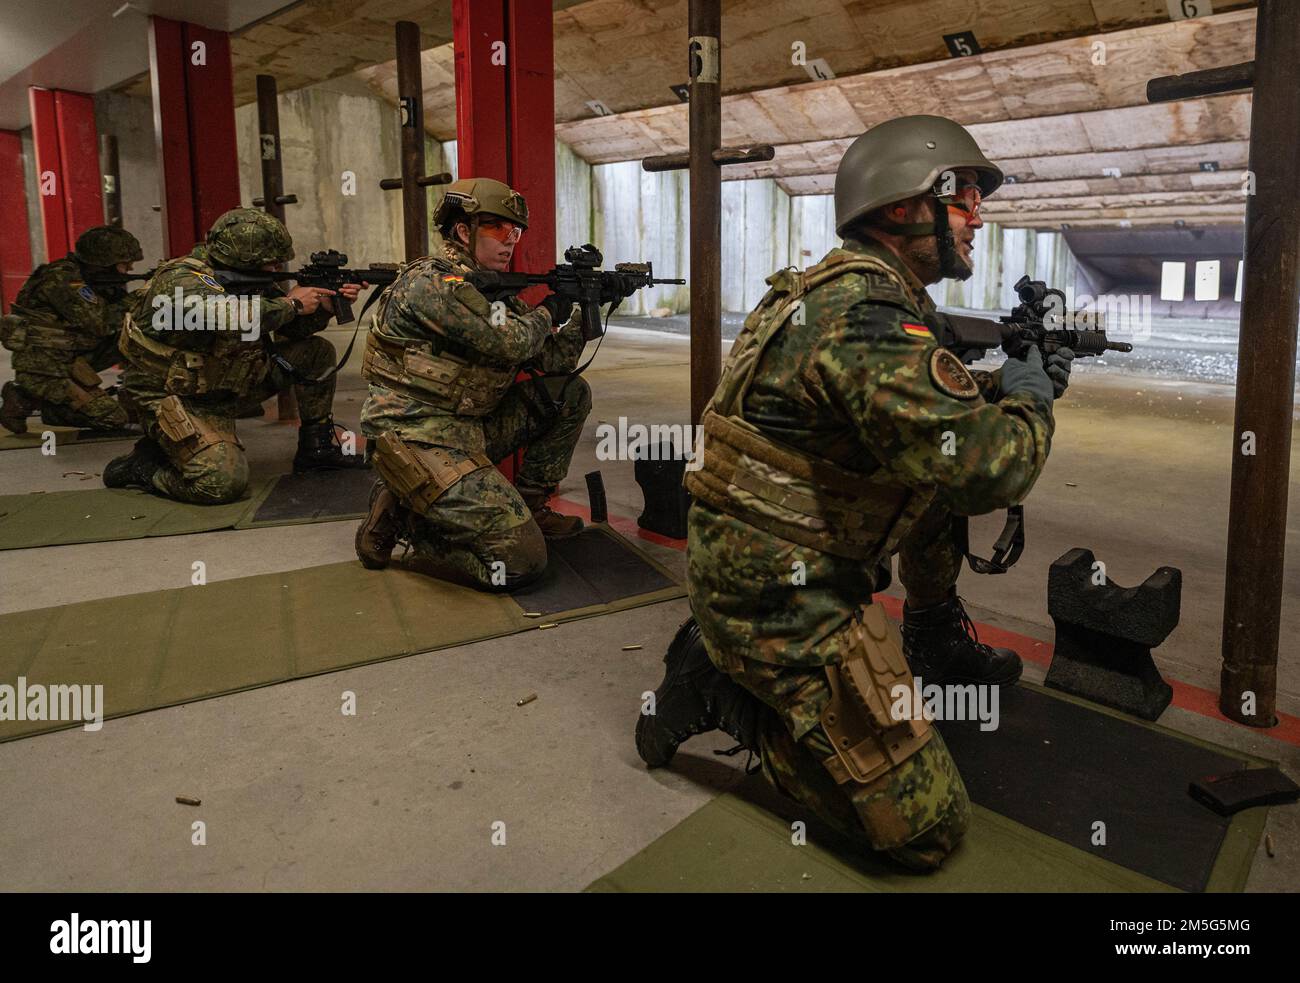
9,256,139,353
360,240,584,453
687,236,1055,667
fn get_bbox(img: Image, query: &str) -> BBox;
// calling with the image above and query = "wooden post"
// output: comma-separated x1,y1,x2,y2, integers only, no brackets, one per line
255,74,299,422
688,0,722,427
1219,0,1299,728
100,134,122,227
396,21,428,262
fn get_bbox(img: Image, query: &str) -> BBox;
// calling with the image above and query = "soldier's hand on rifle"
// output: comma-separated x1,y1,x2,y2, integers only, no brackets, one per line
1045,347,1075,398
540,292,575,326
287,285,331,315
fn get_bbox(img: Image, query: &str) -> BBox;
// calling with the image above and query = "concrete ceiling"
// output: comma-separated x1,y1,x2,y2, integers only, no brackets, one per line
0,0,293,129
552,7,1258,228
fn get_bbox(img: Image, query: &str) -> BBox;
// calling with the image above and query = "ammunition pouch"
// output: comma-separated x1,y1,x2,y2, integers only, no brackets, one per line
119,313,266,397
820,603,932,785
0,314,79,354
372,431,493,512
156,394,239,464
362,328,516,417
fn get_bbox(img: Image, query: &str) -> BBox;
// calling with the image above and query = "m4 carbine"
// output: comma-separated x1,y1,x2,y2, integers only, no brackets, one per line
932,275,1134,364
212,250,402,324
466,244,686,342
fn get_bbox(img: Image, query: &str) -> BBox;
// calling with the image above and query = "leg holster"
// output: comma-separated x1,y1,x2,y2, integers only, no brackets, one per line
372,431,493,512
820,603,932,785
156,394,237,464
69,357,103,390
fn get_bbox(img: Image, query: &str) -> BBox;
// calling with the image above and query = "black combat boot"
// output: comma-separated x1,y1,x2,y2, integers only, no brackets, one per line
103,437,166,490
636,617,763,768
293,417,370,473
901,590,1022,687
1,381,36,434
355,480,405,570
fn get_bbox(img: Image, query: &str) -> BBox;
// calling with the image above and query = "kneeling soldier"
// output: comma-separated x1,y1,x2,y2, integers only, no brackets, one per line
355,178,591,591
104,208,366,504
1,226,143,434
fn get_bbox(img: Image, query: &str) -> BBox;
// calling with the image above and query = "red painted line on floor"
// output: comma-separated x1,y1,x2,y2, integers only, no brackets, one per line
554,495,1300,748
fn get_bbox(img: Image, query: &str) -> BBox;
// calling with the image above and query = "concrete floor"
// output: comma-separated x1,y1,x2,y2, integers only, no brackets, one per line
1,325,1297,891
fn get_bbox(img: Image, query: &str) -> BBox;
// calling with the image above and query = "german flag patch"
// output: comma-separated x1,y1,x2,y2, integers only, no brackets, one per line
441,274,464,283
902,322,933,340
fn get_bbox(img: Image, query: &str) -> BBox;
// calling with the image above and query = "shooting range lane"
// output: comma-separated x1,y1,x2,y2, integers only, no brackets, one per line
0,468,376,550
0,525,683,743
587,682,1271,894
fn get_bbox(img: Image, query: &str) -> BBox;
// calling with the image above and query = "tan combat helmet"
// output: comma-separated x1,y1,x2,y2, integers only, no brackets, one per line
433,178,530,231
834,115,1002,280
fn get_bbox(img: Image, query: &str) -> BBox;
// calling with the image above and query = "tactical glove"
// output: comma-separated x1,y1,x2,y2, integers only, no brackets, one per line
999,346,1054,405
540,292,575,326
1045,347,1075,398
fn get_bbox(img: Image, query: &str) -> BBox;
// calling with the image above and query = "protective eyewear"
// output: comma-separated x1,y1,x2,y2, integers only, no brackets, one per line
478,219,523,245
939,182,983,217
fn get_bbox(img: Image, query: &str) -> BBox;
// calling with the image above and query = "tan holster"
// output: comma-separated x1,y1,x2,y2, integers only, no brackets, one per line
372,431,493,512
820,603,932,785
156,395,238,464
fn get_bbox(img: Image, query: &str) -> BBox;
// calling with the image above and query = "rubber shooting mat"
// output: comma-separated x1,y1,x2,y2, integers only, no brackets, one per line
588,683,1269,893
0,524,684,742
0,425,137,452
0,469,376,550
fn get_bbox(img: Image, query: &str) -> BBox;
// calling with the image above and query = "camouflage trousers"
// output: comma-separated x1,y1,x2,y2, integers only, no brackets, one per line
392,374,592,591
711,638,970,871
131,335,338,505
11,337,129,431
897,501,964,607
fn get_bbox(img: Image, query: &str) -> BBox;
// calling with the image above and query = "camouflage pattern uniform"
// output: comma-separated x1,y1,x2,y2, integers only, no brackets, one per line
116,243,336,504
360,238,589,590
1,259,138,432
683,236,1054,869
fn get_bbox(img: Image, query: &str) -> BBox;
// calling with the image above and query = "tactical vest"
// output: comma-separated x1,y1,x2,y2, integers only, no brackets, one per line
360,256,518,417
117,257,268,397
0,308,80,353
684,252,937,562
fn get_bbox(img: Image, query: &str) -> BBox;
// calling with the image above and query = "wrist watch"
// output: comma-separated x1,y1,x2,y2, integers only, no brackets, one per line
290,297,305,314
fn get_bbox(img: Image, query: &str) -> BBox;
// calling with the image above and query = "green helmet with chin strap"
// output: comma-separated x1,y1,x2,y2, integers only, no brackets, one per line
834,115,1003,281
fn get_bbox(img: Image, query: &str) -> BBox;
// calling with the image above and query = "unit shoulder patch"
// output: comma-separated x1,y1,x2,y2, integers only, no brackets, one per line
196,273,224,291
76,285,99,303
929,347,980,400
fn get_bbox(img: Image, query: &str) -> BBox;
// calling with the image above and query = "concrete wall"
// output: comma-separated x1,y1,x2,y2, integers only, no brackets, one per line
93,90,165,268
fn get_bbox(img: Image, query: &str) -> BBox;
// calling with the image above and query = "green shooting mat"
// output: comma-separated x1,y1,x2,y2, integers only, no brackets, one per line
0,524,684,743
0,425,137,452
588,683,1270,894
0,469,376,550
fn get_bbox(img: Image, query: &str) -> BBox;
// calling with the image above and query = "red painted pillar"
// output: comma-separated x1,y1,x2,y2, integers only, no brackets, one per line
28,87,103,262
0,130,34,312
453,0,555,273
149,16,241,258
453,1,556,481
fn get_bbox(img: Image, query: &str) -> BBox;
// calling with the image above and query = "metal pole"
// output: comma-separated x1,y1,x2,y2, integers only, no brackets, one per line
255,73,297,422
688,0,721,426
100,134,122,227
1220,0,1300,728
396,20,428,262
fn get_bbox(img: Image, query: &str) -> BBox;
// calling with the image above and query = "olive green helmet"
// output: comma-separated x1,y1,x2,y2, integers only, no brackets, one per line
73,226,143,267
206,207,294,270
834,115,1003,236
433,178,529,231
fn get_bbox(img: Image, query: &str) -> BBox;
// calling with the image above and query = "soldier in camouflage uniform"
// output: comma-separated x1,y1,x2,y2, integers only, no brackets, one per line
354,178,590,592
102,208,367,504
636,116,1075,870
0,226,144,434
